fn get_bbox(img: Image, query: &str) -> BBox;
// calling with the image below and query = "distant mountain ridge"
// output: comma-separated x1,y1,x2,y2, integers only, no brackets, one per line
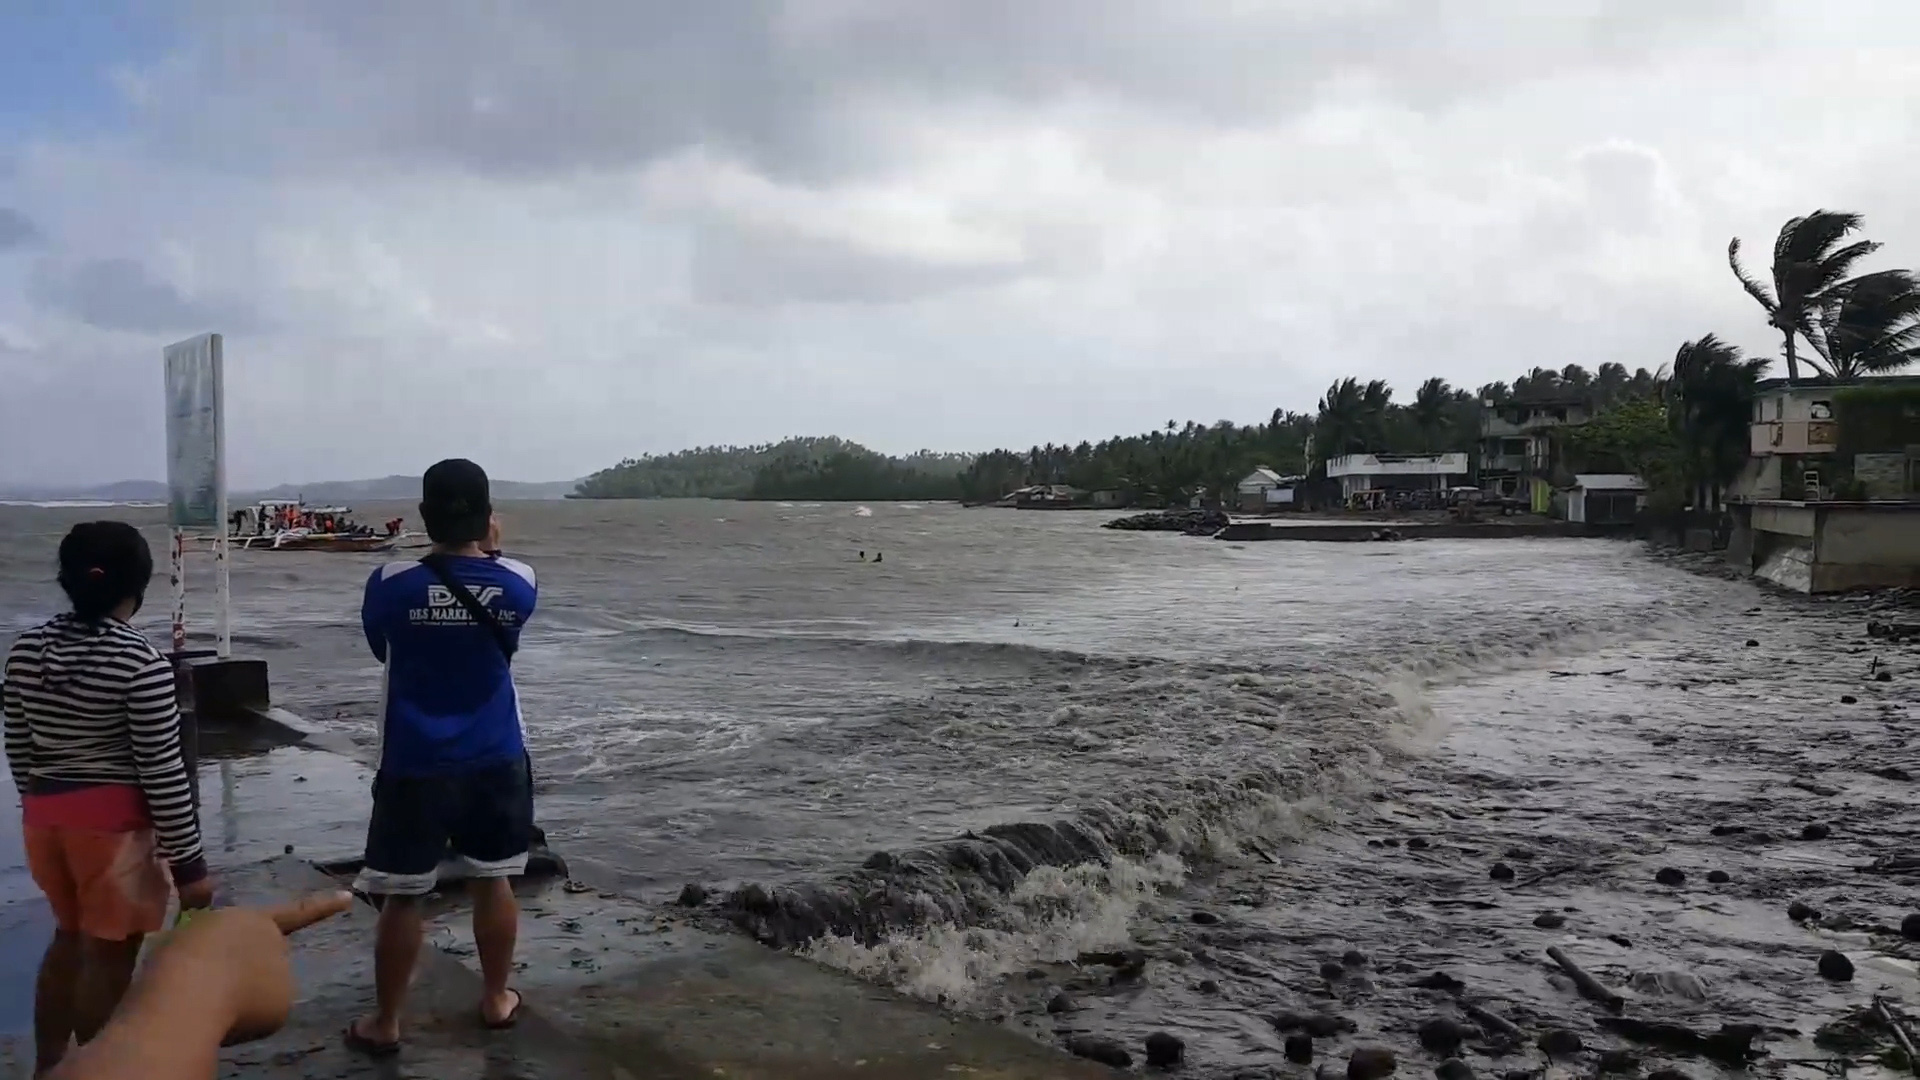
0,475,580,504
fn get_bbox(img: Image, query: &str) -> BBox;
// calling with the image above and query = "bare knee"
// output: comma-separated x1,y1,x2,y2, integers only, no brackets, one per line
468,877,517,909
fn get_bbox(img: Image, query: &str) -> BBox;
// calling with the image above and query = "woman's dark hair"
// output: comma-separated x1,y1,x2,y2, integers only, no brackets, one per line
57,521,155,624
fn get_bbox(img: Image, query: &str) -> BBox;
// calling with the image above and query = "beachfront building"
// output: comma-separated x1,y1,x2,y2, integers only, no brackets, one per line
1234,467,1304,512
1325,452,1470,503
1724,375,1920,592
1477,397,1593,513
1563,474,1646,526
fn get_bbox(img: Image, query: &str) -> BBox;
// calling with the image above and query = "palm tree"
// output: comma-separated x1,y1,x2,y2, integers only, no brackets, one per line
1666,335,1768,509
1813,268,1920,381
1729,210,1880,383
1411,377,1452,450
1315,378,1369,460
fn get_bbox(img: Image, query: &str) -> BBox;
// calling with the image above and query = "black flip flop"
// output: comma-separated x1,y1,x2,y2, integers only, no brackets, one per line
343,1021,401,1058
482,988,526,1031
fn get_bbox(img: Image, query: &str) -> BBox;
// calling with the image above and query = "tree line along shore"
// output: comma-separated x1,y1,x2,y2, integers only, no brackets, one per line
573,210,1918,511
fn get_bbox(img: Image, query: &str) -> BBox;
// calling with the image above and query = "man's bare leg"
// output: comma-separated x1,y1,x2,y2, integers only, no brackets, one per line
33,930,81,1075
470,878,520,1024
350,895,423,1046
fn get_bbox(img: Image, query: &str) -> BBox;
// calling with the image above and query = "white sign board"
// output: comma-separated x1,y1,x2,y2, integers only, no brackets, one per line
163,334,225,529
161,334,230,658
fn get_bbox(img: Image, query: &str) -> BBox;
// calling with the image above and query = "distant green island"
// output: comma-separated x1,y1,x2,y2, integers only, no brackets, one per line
572,437,975,502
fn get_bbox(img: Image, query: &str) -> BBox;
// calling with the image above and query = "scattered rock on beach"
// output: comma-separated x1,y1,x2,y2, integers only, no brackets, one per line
1067,1037,1133,1068
1490,863,1516,881
1707,871,1732,884
1819,950,1856,981
1876,671,1893,682
1418,1018,1466,1055
1902,913,1920,941
1534,912,1567,929
1874,766,1913,781
1348,1047,1398,1080
1656,868,1687,886
1047,992,1077,1014
1842,695,1859,704
1790,901,1818,923
1802,823,1833,841
1710,825,1745,836
1190,910,1221,925
1647,1071,1691,1080
676,882,710,907
1408,838,1431,850
1197,979,1222,995
1275,1013,1359,1038
1598,1049,1638,1074
1538,1030,1584,1058
1321,961,1349,980
1287,1035,1316,1064
1146,1032,1186,1069
1414,972,1466,992
1746,639,1760,647
1436,1060,1474,1080
1343,950,1370,968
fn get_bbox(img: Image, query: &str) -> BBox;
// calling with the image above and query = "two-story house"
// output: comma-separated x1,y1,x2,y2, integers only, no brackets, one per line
1477,397,1593,513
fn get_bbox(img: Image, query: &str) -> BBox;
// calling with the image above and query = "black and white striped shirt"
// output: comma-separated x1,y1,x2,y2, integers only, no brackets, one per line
3,614,206,877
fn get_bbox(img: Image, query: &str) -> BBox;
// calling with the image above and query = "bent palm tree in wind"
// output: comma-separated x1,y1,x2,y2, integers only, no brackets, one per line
1813,269,1920,381
1728,210,1880,383
1666,334,1768,508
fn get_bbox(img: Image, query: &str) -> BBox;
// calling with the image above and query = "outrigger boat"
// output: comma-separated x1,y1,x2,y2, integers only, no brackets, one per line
206,499,428,553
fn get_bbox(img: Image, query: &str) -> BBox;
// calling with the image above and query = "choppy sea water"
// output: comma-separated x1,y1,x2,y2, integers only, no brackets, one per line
1,499,1916,1078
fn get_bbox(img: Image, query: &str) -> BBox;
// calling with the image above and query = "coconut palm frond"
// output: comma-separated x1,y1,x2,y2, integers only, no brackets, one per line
1727,237,1777,313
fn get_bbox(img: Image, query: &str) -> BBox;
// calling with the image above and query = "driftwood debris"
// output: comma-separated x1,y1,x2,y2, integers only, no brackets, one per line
1596,1018,1763,1067
1512,864,1583,890
1466,1002,1525,1042
1874,997,1920,1075
1868,621,1920,642
1547,946,1624,1012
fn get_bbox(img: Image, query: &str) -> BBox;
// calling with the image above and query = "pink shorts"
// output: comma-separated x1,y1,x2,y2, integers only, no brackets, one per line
22,785,169,941
25,826,171,941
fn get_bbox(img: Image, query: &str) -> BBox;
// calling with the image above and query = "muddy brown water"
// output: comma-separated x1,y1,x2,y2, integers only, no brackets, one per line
1,500,1916,1078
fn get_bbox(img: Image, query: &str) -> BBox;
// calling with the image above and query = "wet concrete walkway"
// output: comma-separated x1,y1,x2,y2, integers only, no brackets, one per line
212,856,1114,1079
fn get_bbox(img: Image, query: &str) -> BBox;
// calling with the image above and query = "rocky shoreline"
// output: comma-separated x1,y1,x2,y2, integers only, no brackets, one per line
1102,507,1233,535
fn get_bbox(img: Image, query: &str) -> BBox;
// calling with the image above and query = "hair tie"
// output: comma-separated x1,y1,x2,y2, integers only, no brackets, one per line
86,567,106,579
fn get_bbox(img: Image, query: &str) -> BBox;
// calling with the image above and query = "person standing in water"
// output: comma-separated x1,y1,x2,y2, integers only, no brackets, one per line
347,459,537,1055
3,521,213,1076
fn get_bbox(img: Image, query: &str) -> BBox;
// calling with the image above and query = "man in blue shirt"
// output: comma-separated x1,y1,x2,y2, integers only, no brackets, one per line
346,459,537,1055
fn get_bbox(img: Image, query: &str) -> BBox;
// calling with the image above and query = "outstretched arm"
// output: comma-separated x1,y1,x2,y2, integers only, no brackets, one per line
48,892,353,1080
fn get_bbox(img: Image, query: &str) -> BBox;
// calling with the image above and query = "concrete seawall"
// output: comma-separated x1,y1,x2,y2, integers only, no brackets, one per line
1216,519,1591,542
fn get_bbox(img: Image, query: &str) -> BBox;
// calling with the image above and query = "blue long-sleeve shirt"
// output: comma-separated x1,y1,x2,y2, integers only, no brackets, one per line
361,555,537,777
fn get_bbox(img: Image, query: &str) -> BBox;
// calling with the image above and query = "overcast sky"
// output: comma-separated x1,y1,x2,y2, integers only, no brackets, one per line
2,1,1917,487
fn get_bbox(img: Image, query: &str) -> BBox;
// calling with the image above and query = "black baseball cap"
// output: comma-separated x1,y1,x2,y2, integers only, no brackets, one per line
421,458,492,543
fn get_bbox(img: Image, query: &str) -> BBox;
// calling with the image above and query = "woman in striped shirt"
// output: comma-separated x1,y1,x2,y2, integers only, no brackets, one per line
3,522,214,1076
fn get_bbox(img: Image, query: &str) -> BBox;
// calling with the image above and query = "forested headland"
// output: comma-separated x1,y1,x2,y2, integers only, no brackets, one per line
574,209,1918,507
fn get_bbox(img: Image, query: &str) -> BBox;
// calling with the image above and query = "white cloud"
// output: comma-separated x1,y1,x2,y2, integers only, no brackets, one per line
2,0,1919,486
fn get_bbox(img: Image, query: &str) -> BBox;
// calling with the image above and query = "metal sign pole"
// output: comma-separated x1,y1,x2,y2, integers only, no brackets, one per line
170,526,187,654
210,334,231,659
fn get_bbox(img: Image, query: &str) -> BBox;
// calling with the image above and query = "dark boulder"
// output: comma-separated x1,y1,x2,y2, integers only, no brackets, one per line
1146,1032,1186,1069
1067,1037,1133,1069
1321,961,1349,980
1539,1030,1584,1058
1789,901,1818,923
1348,1047,1398,1080
1706,871,1731,884
1418,1018,1465,1055
1655,868,1687,886
676,882,710,907
1342,949,1369,968
1046,992,1077,1014
1286,1035,1316,1064
1490,863,1516,881
1598,1049,1637,1074
1436,1060,1474,1080
1819,950,1855,981
1191,910,1221,925
1902,913,1920,941
1534,912,1567,929
1802,823,1832,841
